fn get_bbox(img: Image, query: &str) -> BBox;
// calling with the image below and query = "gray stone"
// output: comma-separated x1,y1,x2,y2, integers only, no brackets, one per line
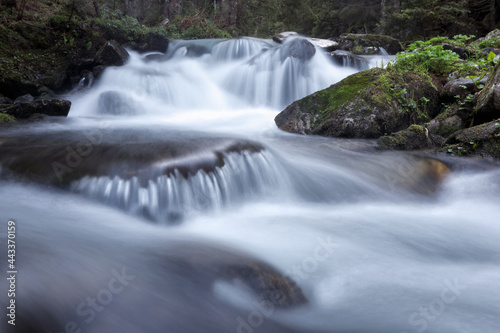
13,94,34,104
94,40,130,67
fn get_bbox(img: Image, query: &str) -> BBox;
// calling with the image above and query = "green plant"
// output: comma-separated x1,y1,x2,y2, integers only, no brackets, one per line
393,44,460,75
479,38,500,49
0,113,15,124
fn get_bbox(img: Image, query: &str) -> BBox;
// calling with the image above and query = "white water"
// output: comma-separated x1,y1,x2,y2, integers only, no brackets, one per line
1,37,499,333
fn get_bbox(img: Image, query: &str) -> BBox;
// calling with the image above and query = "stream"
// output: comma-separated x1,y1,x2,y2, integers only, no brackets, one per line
1,36,499,333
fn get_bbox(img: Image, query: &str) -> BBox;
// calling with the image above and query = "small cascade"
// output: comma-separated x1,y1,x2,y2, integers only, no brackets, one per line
211,37,274,61
70,150,290,223
69,36,357,117
379,47,389,55
329,50,370,70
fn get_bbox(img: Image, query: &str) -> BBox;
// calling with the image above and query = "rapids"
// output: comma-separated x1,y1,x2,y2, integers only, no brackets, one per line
1,36,499,333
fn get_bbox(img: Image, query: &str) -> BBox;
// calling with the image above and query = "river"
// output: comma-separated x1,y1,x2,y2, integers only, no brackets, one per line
1,36,499,333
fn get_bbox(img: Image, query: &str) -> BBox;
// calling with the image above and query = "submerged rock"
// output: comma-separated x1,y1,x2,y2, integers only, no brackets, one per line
98,91,138,115
329,50,370,70
0,128,264,185
279,38,316,62
275,68,439,138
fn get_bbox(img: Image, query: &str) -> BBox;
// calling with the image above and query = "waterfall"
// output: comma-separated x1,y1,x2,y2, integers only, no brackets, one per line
70,150,291,223
68,37,359,117
2,34,499,333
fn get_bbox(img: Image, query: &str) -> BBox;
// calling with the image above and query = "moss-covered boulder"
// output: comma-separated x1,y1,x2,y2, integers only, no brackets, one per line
275,68,439,138
443,119,500,158
333,33,403,55
427,104,467,138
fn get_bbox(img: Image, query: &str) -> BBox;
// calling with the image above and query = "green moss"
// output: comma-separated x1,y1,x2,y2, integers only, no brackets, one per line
298,70,377,119
408,124,424,133
352,45,364,54
0,113,15,124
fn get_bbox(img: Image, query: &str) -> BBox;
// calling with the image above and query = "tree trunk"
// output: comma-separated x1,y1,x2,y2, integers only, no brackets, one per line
380,0,387,34
393,0,400,13
491,0,496,30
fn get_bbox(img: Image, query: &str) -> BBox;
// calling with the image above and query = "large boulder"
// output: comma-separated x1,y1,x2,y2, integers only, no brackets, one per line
279,38,316,62
275,68,439,138
2,98,71,119
332,33,403,55
94,40,130,66
443,119,500,158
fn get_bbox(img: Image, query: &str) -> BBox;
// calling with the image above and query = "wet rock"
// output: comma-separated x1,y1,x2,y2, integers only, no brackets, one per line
92,65,107,79
275,68,439,138
279,38,316,62
405,158,450,195
329,50,370,70
94,40,130,66
185,44,210,57
13,93,34,104
273,31,299,43
0,128,264,185
378,124,444,150
125,33,169,53
3,98,70,119
443,119,500,158
332,33,403,55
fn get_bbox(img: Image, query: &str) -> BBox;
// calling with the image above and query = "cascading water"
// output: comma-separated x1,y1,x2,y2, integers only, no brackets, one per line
1,36,499,333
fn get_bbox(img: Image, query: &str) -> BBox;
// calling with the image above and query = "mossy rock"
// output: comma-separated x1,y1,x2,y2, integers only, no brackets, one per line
378,124,445,150
427,104,466,138
0,113,15,124
336,33,403,55
443,119,500,158
275,68,439,138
